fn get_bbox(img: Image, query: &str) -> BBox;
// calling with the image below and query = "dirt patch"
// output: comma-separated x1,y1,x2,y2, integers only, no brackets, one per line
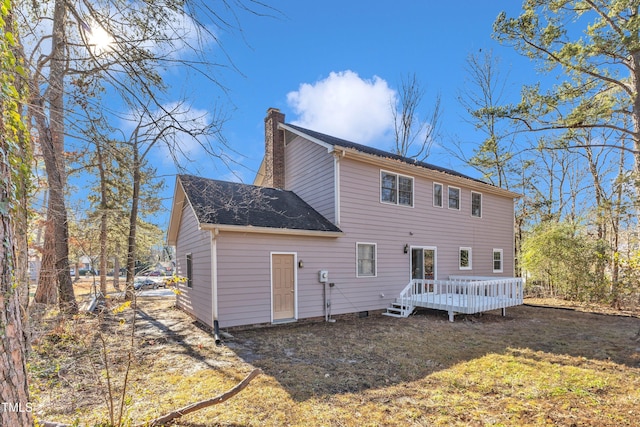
29,298,640,426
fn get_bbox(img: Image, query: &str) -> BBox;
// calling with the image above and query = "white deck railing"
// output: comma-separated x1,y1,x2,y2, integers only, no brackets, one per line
397,276,523,321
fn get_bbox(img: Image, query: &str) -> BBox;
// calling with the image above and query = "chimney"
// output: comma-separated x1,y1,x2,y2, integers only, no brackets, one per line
264,107,286,189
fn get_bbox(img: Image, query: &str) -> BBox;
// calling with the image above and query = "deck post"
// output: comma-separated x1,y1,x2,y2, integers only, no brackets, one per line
448,310,454,322
502,307,506,317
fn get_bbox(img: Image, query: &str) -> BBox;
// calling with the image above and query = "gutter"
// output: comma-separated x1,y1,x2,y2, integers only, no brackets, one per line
200,223,344,237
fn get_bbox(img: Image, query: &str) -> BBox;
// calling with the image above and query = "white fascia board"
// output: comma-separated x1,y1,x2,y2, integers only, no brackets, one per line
279,123,335,152
199,223,344,237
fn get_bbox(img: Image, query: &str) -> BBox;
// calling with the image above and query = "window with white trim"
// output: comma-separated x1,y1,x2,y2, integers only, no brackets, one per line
493,249,503,273
381,171,413,207
433,183,443,207
448,186,460,210
459,247,472,270
471,192,482,217
186,253,193,287
356,243,377,277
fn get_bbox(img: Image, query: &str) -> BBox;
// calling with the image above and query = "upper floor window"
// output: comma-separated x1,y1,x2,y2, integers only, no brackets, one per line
381,171,413,207
448,186,460,210
356,242,377,277
471,192,482,217
433,183,443,207
493,249,503,273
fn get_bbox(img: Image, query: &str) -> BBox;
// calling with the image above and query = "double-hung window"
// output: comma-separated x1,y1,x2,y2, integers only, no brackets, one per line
381,171,413,207
448,186,460,210
493,249,503,273
459,247,472,270
471,192,482,217
186,253,193,287
433,183,443,207
356,243,377,277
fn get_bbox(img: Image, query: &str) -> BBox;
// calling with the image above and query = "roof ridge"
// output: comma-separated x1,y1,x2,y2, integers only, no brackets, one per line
283,123,486,185
180,173,289,193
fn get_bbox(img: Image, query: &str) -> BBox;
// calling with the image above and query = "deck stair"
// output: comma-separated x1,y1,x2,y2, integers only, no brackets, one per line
382,280,416,318
383,300,414,318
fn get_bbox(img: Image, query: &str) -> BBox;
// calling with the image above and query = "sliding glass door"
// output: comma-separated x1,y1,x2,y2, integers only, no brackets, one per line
411,247,436,281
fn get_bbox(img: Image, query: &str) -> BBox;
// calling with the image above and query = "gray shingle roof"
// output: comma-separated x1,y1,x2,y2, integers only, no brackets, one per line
284,123,485,184
179,174,341,233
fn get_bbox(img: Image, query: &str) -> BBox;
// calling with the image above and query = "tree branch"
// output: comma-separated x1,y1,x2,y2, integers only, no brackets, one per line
41,368,262,427
139,368,262,427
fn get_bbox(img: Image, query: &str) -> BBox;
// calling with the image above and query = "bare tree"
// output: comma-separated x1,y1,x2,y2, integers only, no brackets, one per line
392,73,442,160
18,0,278,311
457,51,519,189
121,102,227,296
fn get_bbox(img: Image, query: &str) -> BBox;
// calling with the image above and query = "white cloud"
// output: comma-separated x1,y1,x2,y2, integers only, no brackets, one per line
286,71,397,146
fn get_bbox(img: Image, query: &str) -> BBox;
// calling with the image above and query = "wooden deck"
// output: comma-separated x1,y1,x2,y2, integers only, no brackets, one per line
385,276,524,321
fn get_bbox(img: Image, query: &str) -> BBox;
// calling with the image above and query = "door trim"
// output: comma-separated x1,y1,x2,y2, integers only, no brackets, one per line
410,246,437,281
270,252,298,323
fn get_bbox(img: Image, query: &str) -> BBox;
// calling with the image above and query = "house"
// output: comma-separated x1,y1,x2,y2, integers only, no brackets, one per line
167,108,521,329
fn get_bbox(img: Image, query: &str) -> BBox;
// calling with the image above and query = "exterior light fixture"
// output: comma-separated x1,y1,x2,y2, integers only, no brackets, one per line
298,260,304,268
404,244,409,254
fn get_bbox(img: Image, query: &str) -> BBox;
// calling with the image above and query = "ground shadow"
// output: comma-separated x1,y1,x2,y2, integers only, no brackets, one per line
225,305,640,401
134,305,228,371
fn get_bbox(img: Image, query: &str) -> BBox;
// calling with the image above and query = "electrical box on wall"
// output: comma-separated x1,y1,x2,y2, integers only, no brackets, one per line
318,270,329,283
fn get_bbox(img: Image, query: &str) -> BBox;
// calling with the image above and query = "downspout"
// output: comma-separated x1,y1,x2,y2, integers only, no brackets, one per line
211,228,220,345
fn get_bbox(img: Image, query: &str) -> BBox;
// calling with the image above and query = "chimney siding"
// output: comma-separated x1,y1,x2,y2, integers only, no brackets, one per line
264,108,286,189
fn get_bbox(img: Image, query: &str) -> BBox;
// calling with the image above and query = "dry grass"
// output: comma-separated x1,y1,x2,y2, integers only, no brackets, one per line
28,296,640,426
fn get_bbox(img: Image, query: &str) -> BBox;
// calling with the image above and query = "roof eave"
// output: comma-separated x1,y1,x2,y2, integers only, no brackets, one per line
253,158,267,186
167,177,186,246
199,223,344,237
279,123,335,151
336,146,522,199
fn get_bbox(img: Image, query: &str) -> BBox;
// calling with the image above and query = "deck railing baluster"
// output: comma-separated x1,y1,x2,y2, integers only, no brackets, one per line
391,277,523,320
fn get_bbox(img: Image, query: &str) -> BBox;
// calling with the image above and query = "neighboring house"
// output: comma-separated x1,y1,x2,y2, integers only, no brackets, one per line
154,261,175,275
167,108,521,329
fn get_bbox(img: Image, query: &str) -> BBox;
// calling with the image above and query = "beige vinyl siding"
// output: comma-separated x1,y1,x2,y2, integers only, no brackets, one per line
216,232,346,328
180,140,515,328
338,157,515,280
174,203,213,327
213,156,515,328
285,136,336,223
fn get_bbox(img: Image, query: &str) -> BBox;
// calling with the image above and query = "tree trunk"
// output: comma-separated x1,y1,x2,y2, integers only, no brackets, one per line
0,198,33,427
630,49,640,232
125,146,141,299
41,131,77,314
583,143,607,287
96,141,108,296
113,242,121,291
34,111,77,314
610,148,626,307
1,101,33,427
32,0,77,314
13,148,30,312
634,140,640,234
34,217,57,304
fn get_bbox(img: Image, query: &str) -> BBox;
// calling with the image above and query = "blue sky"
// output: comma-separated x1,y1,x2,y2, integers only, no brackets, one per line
141,1,537,230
